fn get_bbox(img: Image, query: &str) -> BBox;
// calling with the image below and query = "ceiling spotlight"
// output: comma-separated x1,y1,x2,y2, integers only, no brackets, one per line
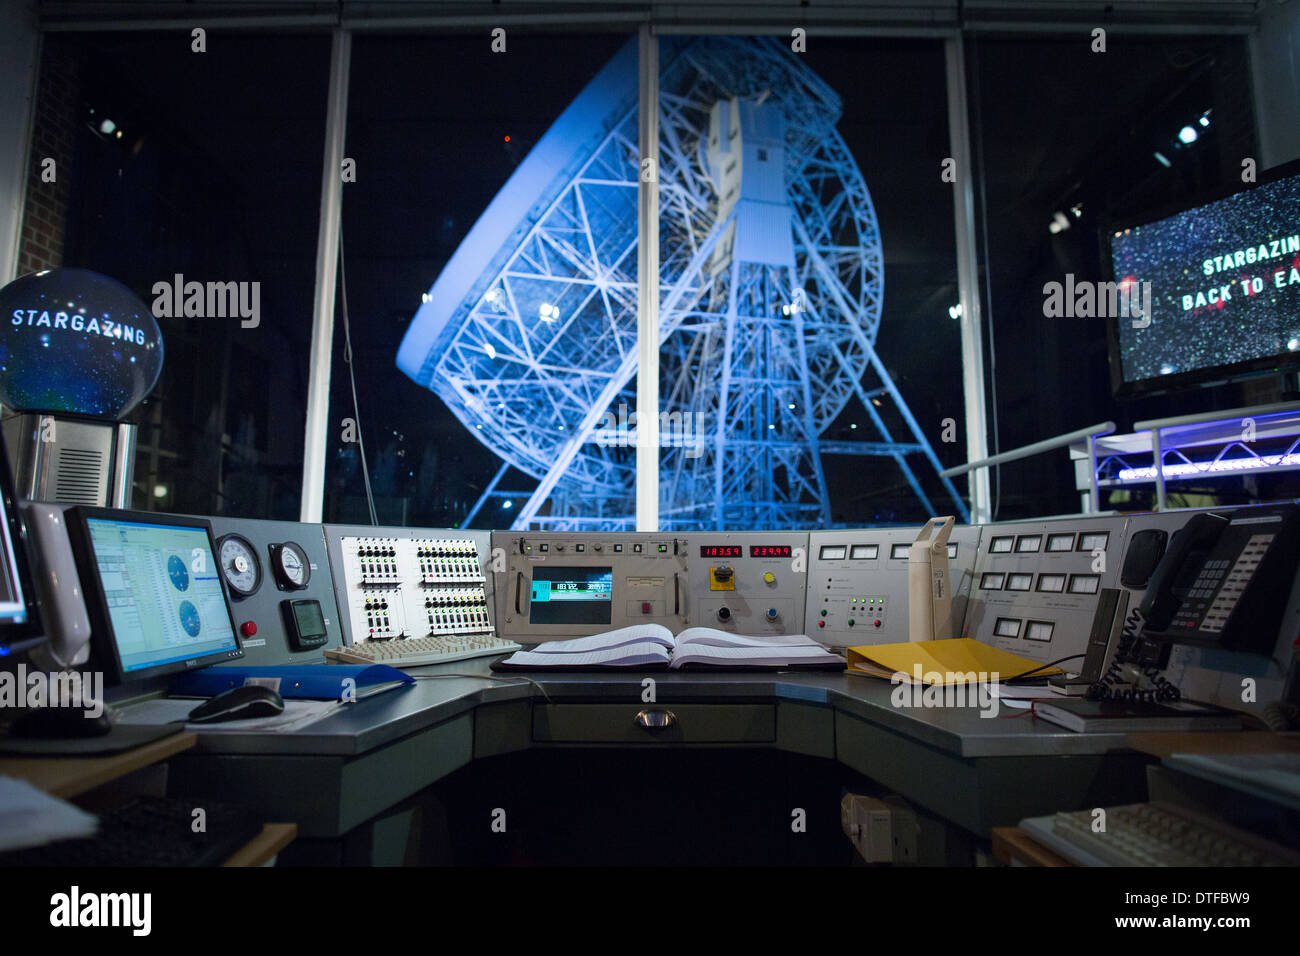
421,292,431,303
1178,126,1198,144
1048,211,1070,235
1198,111,1211,128
538,302,557,321
1153,151,1172,168
1288,338,1299,352
99,118,116,135
484,343,496,359
948,304,962,320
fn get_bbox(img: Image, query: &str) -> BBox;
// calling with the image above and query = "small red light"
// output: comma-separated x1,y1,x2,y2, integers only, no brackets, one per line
504,135,510,142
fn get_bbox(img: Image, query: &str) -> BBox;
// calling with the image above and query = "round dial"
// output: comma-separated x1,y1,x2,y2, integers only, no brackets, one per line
270,541,311,590
217,534,262,598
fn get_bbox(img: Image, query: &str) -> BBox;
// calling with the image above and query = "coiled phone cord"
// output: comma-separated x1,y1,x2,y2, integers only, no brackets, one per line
1086,607,1182,704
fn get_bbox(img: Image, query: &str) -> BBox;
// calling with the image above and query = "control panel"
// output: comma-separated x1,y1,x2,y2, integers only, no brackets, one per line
681,532,809,635
493,532,689,641
203,516,343,666
961,516,1128,663
323,524,497,646
805,525,982,647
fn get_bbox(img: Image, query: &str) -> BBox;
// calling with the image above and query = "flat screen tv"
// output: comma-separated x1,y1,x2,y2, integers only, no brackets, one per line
1104,158,1300,397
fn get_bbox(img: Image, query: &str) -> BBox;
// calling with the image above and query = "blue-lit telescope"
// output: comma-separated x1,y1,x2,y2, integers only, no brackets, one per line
0,268,164,420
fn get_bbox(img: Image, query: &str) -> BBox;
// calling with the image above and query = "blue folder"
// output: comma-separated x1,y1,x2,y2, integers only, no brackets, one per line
170,664,414,701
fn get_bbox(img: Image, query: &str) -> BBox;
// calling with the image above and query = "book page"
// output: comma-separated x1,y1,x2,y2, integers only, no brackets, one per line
528,624,676,653
669,643,842,669
674,627,822,648
500,642,671,668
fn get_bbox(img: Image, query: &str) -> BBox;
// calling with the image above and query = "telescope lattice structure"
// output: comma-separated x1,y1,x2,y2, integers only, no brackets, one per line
397,36,968,529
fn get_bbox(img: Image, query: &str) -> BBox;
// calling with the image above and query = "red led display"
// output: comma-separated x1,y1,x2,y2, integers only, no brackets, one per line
699,545,743,558
749,545,792,558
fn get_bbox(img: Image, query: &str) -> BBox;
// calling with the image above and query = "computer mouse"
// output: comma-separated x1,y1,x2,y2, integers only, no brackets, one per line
9,707,113,738
187,685,285,724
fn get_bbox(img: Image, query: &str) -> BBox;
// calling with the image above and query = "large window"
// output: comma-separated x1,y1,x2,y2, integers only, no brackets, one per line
968,32,1264,517
29,31,328,519
653,36,963,530
327,31,633,528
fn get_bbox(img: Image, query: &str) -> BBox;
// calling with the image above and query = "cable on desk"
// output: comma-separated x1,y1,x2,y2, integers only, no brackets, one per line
999,654,1086,683
411,673,554,703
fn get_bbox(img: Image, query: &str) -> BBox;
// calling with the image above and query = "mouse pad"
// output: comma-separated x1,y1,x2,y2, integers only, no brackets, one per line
0,722,185,755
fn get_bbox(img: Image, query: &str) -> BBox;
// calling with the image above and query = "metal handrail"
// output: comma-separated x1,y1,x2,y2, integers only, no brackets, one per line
940,421,1116,514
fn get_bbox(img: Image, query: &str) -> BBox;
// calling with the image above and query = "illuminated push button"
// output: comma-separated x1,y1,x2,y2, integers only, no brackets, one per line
240,621,258,638
762,571,776,584
874,620,882,628
847,619,855,627
820,609,827,617
765,608,778,621
817,621,825,628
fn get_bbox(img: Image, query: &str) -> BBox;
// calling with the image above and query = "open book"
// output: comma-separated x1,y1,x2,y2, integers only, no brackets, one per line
490,624,845,671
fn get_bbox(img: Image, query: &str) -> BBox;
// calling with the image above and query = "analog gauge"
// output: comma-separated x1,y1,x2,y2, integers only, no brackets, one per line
217,534,262,598
269,542,311,590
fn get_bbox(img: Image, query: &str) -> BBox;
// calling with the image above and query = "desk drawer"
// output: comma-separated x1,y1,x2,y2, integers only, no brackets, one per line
533,704,776,744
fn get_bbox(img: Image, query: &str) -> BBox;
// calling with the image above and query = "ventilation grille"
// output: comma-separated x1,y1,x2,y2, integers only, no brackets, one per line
52,447,108,506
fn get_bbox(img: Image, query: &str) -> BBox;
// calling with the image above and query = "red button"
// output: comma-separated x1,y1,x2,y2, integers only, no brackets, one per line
874,620,881,627
642,602,652,614
817,621,825,628
240,621,257,637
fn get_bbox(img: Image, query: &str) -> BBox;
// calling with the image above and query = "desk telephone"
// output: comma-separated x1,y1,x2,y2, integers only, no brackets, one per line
1138,504,1300,655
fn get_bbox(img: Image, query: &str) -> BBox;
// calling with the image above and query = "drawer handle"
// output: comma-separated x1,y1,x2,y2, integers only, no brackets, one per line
634,709,677,730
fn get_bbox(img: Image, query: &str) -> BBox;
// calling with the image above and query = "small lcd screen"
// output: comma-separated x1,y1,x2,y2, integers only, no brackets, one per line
749,545,792,558
1046,533,1075,552
699,545,742,558
291,600,327,639
529,566,613,625
1077,532,1110,552
85,517,239,675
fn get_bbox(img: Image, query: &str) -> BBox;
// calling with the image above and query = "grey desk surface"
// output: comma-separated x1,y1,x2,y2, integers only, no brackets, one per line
164,657,1171,842
180,657,1136,759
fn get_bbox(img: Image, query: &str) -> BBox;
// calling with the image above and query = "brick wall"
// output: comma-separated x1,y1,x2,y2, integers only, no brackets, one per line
17,37,80,276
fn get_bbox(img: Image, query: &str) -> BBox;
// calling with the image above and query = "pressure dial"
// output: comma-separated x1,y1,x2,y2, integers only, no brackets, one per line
269,541,311,590
217,533,262,598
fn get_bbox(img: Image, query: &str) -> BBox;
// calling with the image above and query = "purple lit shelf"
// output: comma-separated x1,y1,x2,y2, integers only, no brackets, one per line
1068,401,1300,511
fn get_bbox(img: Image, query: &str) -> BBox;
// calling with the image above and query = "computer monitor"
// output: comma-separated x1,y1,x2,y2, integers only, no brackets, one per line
0,431,45,657
1104,157,1300,396
66,508,242,683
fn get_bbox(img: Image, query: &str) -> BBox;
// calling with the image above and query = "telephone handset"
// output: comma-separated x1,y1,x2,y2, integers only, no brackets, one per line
1138,504,1300,655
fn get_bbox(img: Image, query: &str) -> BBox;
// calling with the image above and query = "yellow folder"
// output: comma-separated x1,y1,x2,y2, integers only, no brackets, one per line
845,638,1064,685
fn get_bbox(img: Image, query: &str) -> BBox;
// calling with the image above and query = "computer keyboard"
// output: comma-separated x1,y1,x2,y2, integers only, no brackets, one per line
324,634,522,667
0,795,264,867
1020,801,1300,866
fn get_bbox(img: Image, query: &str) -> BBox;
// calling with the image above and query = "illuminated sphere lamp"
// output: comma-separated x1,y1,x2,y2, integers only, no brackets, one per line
0,268,164,507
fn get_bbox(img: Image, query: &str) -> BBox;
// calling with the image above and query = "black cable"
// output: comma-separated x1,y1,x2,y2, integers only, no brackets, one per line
1000,654,1086,683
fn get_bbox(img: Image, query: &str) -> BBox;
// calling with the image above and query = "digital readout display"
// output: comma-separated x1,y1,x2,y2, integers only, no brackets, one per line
749,545,792,558
699,545,743,558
